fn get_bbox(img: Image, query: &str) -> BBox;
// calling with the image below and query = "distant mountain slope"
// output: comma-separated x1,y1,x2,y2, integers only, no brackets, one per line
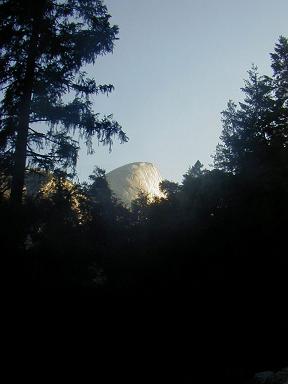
106,162,164,207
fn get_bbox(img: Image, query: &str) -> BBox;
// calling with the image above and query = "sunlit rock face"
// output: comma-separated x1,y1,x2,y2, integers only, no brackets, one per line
106,162,164,207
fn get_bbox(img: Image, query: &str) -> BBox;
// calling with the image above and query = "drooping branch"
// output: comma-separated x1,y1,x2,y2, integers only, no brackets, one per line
1,0,127,207
27,147,58,160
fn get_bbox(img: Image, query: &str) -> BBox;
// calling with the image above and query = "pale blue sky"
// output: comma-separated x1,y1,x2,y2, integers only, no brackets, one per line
76,0,288,183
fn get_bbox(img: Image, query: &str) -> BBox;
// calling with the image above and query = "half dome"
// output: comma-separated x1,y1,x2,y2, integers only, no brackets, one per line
106,162,164,207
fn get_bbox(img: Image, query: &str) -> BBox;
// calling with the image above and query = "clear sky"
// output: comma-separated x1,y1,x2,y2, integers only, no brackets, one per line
76,0,288,183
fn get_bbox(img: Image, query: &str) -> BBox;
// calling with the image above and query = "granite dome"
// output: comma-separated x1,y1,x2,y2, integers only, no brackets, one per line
106,162,164,207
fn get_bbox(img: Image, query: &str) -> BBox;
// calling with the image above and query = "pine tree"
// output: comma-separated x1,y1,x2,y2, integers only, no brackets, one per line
0,0,128,205
214,36,288,175
268,36,288,154
271,36,288,101
183,160,205,180
214,65,274,174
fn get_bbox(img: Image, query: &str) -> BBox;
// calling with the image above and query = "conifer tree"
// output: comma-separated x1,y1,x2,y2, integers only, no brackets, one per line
0,0,128,205
214,36,288,174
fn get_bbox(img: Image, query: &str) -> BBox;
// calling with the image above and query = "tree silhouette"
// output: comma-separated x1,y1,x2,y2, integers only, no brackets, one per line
0,0,128,205
214,36,288,175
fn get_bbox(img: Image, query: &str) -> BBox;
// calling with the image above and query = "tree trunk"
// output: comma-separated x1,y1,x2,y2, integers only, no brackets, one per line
10,91,33,205
10,4,45,206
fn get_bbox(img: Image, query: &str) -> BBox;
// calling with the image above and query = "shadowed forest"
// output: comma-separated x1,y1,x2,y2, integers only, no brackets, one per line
0,0,287,381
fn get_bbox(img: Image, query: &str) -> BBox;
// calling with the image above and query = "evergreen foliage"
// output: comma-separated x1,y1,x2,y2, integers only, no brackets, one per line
1,36,287,377
214,36,288,175
0,0,128,204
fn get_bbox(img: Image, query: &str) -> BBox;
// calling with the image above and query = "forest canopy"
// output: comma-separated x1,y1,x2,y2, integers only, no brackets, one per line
0,33,286,292
0,2,287,377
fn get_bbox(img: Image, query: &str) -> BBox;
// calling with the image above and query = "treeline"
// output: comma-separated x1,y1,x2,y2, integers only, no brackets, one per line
1,1,287,379
1,36,287,297
0,7,286,377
